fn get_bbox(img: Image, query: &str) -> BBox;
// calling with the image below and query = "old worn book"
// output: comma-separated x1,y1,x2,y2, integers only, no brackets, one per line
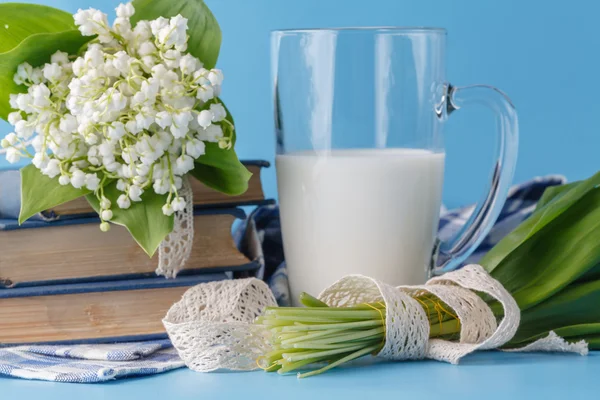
0,160,272,220
0,274,228,344
0,208,258,288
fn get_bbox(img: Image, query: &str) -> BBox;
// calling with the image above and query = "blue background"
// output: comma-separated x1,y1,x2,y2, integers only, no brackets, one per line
1,0,597,207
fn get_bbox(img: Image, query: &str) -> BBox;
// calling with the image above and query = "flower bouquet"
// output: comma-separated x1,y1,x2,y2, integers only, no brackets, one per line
0,0,250,261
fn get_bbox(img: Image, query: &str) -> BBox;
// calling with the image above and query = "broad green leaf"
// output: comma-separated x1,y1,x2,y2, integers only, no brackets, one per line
508,323,600,347
86,182,174,257
131,0,221,68
508,279,600,345
0,4,91,119
575,263,600,285
482,170,600,273
0,4,77,53
487,187,600,311
536,181,581,210
189,101,252,196
190,142,252,196
19,164,91,224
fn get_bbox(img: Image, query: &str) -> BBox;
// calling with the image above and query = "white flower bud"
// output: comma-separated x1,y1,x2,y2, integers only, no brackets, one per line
117,194,131,209
174,154,194,175
162,203,174,216
100,197,111,209
116,2,135,18
51,51,70,65
85,173,100,190
179,54,199,74
196,84,214,102
14,120,34,139
58,175,70,185
43,159,61,178
2,133,18,147
101,209,113,221
100,221,111,232
207,69,224,86
171,196,186,212
197,110,213,128
155,111,172,129
7,112,22,125
186,139,205,158
43,63,62,82
5,147,20,164
71,169,86,188
128,185,143,201
153,178,169,195
199,124,223,142
209,103,227,122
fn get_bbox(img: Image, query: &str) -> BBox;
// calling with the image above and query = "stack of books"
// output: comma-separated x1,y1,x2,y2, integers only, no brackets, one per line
0,160,273,344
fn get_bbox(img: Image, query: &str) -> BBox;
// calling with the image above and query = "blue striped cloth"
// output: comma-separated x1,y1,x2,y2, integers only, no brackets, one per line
0,175,566,383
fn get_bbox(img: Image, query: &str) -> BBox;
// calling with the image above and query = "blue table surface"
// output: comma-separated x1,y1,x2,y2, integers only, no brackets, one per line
0,351,596,399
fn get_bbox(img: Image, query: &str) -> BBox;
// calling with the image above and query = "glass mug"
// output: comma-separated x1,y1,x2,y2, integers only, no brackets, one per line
271,27,518,304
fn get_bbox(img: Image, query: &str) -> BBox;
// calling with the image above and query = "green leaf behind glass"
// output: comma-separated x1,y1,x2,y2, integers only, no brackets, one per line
189,100,252,196
536,181,581,210
131,0,221,69
487,187,600,311
481,170,600,274
19,164,91,224
86,182,174,257
0,4,91,119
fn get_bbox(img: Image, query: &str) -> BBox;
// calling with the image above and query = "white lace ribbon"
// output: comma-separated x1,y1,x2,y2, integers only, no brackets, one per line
156,176,194,278
163,278,277,371
165,264,588,372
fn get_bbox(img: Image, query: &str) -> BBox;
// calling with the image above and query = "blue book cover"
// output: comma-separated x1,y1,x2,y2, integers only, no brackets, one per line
0,273,228,299
0,207,246,231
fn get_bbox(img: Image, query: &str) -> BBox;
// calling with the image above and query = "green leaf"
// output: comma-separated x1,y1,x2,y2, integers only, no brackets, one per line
86,182,174,257
190,143,252,196
508,279,600,345
0,4,92,119
486,187,600,311
508,323,600,347
131,0,221,69
189,100,252,196
19,164,91,224
536,181,581,210
0,4,77,53
481,170,600,274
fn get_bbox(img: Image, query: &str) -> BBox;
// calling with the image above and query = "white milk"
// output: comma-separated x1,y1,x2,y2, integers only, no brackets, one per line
276,149,445,304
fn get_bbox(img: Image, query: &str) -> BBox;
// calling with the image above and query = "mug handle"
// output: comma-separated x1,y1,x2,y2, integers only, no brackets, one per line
431,83,519,275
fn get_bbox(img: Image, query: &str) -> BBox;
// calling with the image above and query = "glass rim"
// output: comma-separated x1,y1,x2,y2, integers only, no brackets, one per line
271,26,447,35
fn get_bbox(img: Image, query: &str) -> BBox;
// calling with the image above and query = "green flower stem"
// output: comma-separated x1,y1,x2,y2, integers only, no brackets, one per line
299,293,330,307
278,329,347,345
292,327,385,346
277,357,325,375
287,340,379,350
266,308,382,320
281,320,383,333
283,343,367,363
297,344,382,379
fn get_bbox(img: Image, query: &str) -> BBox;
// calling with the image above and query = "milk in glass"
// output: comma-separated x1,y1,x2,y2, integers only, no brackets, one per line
276,149,445,303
